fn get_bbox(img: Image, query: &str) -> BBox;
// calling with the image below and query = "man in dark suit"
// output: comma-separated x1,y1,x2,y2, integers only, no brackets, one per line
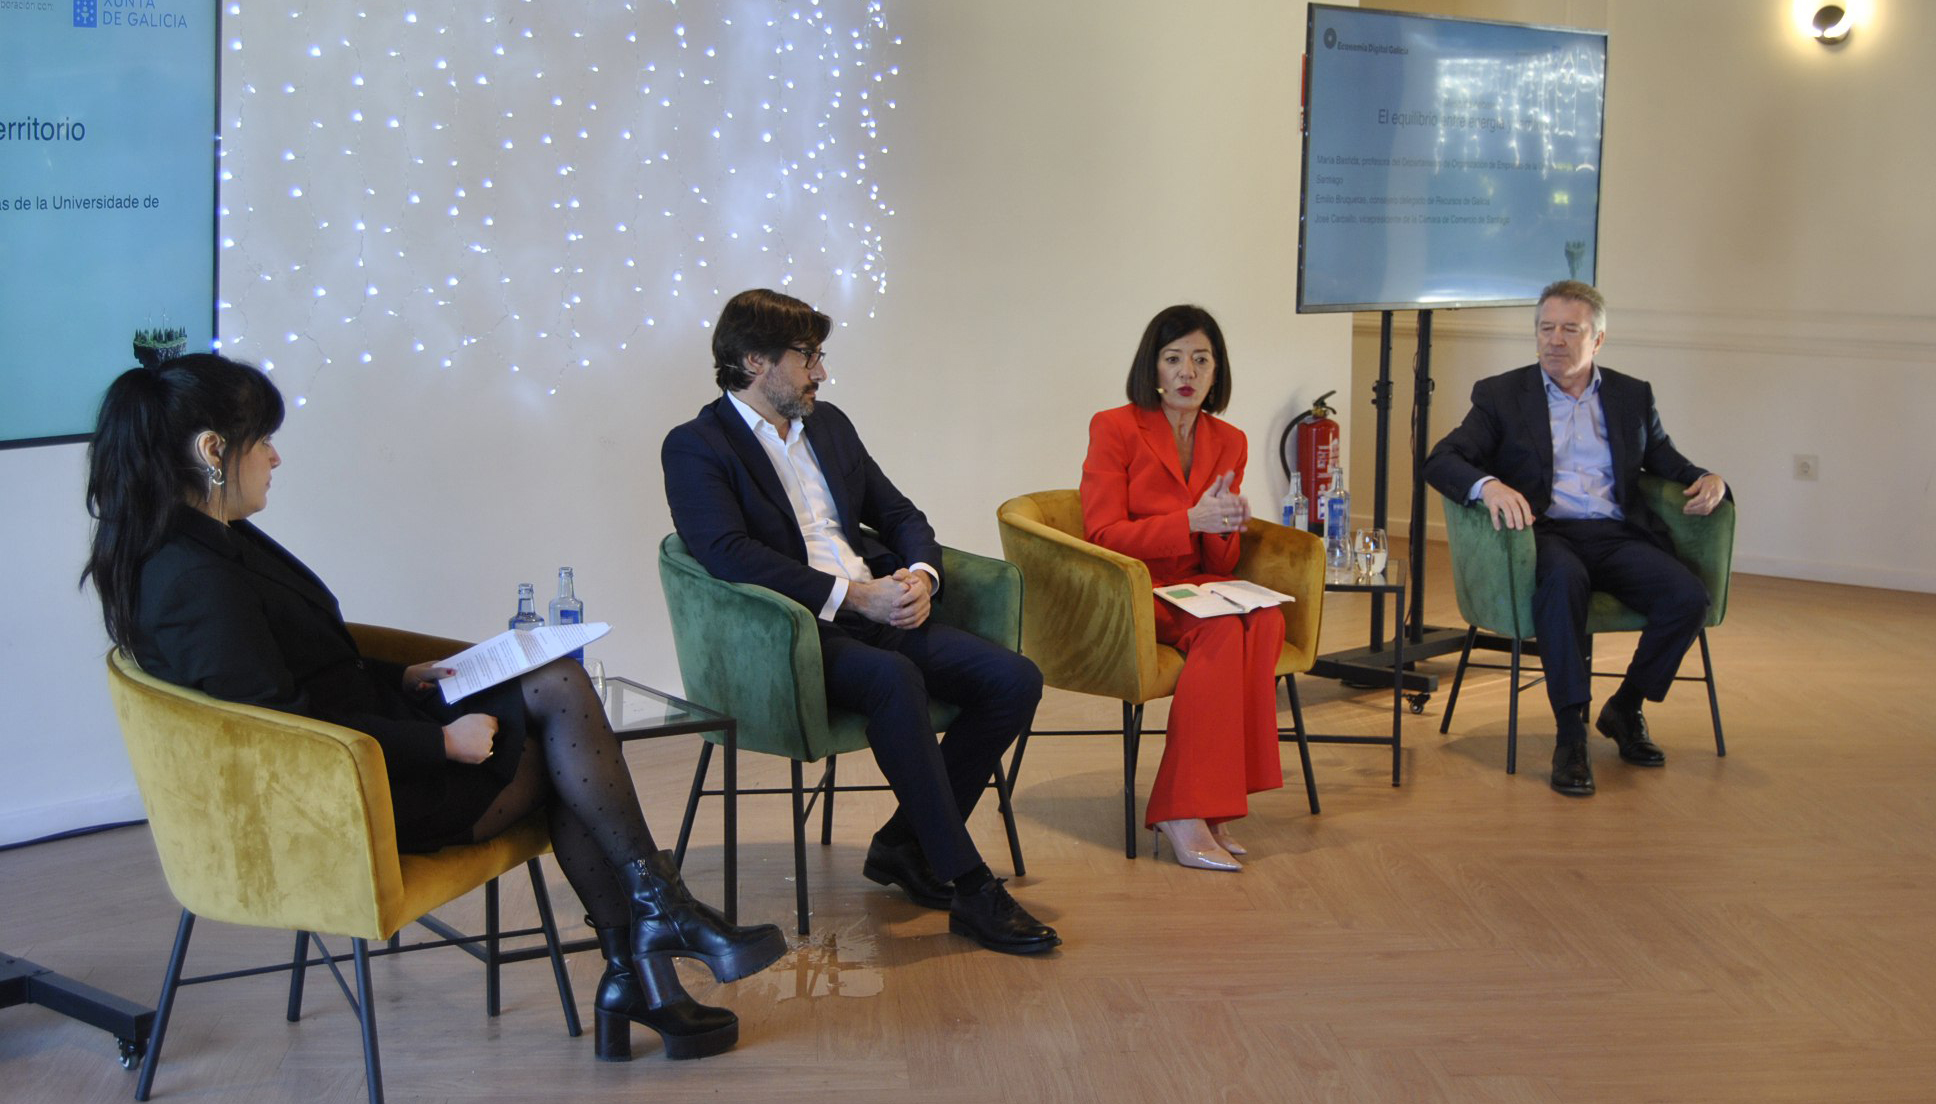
1425,281,1728,797
662,288,1059,955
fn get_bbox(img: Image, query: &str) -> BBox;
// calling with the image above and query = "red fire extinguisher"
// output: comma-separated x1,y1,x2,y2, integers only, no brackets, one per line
1279,390,1340,529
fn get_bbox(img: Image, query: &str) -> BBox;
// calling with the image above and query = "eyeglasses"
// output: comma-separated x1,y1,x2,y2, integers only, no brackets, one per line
788,345,827,367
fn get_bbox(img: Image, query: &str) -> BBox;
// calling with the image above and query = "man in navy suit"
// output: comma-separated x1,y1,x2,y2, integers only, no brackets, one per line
662,288,1058,955
1425,281,1728,797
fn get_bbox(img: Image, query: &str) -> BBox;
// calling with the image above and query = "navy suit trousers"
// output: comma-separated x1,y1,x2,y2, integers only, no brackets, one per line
1532,518,1709,714
816,614,1043,882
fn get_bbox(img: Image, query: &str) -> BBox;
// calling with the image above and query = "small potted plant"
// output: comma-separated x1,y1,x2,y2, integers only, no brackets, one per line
132,326,189,367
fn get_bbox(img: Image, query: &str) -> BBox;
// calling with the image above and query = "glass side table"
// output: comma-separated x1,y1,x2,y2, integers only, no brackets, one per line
601,676,742,921
1303,559,1408,786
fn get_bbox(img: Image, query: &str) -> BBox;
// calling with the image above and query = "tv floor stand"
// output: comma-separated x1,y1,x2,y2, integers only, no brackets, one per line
1310,308,1470,711
1,952,154,1070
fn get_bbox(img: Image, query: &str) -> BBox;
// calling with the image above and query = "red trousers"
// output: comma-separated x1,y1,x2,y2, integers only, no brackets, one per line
1145,594,1285,827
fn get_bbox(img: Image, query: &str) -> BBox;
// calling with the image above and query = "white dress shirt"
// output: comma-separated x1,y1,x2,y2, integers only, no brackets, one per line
726,391,935,620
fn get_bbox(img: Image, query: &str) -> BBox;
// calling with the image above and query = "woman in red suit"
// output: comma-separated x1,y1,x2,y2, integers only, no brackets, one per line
1080,305,1284,871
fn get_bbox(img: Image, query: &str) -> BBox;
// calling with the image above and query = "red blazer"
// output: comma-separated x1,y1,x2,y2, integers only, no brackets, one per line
1080,403,1248,586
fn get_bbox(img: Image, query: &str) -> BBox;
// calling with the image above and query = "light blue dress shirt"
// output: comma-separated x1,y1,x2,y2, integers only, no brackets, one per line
1542,368,1622,521
1468,367,1622,521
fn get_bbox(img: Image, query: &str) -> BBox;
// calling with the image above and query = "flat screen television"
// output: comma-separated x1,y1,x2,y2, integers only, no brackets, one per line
1297,5,1607,313
0,2,219,448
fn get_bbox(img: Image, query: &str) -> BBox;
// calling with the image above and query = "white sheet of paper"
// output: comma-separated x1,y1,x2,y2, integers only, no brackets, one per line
1207,579,1296,608
435,622,612,704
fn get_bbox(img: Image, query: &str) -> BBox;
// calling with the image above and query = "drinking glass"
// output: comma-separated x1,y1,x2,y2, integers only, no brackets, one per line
1352,528,1389,580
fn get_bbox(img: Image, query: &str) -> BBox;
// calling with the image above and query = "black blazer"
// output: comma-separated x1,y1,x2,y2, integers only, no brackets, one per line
130,507,524,841
1424,364,1709,538
661,395,943,612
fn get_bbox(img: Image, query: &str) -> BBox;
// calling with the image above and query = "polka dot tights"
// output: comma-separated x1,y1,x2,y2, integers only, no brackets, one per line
466,659,654,928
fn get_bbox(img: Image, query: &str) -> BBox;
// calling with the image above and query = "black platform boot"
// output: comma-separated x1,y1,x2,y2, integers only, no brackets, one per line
590,919,739,1061
622,850,788,984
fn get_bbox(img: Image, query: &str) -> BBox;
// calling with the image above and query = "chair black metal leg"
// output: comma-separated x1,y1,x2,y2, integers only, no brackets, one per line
1285,675,1320,815
525,858,581,1037
351,937,384,1104
723,729,739,923
1700,628,1726,757
134,909,194,1102
1441,626,1478,734
286,931,310,1022
1583,636,1595,716
1007,729,1032,794
1506,638,1522,775
139,872,580,1104
675,739,714,866
1122,702,1144,859
821,754,838,846
992,765,1026,876
789,760,811,936
1389,602,1406,786
484,877,501,1017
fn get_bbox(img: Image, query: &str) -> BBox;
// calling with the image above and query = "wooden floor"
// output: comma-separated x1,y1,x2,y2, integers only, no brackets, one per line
6,547,1935,1103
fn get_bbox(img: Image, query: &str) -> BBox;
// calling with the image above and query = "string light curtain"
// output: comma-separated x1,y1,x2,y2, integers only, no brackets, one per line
217,0,900,405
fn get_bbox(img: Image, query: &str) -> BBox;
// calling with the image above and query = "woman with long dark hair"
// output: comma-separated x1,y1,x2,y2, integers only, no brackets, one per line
83,353,783,1062
1079,306,1287,871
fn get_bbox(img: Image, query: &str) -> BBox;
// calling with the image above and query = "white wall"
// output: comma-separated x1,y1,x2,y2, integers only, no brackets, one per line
1350,0,1936,593
0,444,140,843
0,1,1351,844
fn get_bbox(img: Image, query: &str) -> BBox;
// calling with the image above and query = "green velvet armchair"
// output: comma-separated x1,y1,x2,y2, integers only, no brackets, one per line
1436,474,1735,773
995,489,1325,859
656,533,1026,935
106,625,577,1104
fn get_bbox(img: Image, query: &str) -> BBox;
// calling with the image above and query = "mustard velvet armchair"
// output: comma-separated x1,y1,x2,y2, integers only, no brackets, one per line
657,533,1027,935
995,490,1326,858
106,624,577,1104
1436,474,1735,773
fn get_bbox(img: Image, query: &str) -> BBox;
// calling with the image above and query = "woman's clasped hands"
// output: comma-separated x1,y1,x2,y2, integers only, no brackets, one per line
1187,471,1250,535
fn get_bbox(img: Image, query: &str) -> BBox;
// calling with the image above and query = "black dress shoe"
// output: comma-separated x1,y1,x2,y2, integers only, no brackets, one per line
1596,702,1666,766
1550,740,1595,796
949,879,1061,955
861,836,952,910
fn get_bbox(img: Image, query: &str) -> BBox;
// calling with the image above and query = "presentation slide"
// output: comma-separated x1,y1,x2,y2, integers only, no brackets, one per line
1298,5,1606,313
0,0,216,447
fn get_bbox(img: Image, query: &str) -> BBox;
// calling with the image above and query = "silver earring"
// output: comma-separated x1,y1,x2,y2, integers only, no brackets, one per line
206,464,226,487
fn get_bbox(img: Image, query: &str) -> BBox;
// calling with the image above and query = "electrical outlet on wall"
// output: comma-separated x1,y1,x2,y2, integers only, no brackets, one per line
1793,454,1819,481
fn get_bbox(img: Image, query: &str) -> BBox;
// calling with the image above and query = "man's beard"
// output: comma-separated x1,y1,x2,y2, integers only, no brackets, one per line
765,376,817,420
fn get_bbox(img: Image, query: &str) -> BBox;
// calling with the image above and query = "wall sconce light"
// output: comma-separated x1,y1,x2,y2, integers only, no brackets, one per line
1804,4,1850,43
1808,3,1854,45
